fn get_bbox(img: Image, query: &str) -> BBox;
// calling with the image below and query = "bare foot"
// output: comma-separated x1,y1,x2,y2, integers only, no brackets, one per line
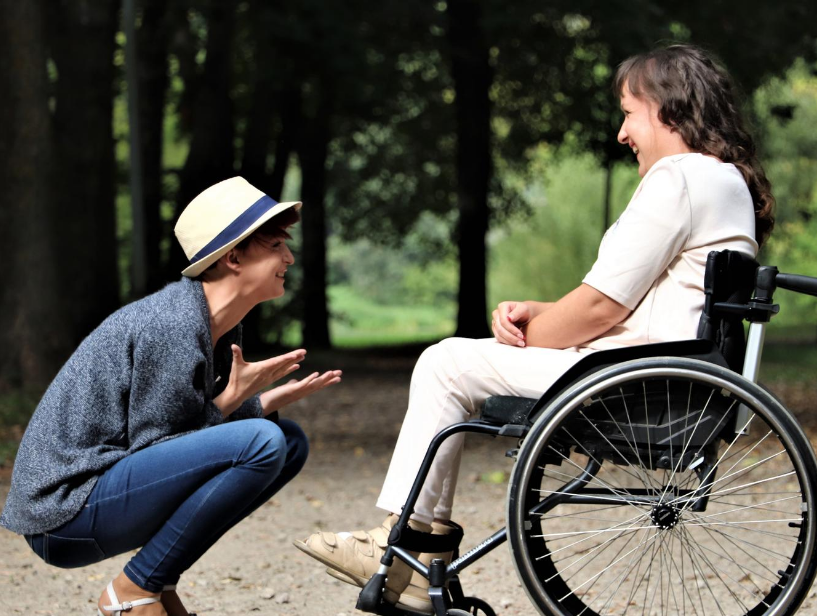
97,572,166,616
161,588,190,616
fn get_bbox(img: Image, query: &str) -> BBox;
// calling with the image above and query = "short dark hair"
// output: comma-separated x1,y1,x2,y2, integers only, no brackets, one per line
235,206,301,251
197,207,301,279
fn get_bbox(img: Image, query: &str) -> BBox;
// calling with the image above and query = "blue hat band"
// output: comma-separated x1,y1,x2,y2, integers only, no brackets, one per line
189,195,279,264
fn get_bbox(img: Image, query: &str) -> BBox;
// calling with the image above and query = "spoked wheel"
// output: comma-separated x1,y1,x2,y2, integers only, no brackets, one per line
507,358,817,616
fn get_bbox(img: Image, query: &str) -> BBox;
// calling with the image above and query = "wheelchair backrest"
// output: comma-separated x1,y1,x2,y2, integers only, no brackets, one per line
696,250,759,372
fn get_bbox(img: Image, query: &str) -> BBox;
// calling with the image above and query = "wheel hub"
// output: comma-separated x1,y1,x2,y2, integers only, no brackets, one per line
651,503,681,530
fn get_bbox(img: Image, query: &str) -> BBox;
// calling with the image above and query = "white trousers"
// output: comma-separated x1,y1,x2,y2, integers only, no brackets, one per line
376,337,588,525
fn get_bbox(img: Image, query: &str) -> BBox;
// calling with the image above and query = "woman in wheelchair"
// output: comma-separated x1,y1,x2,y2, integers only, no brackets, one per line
1,178,342,616
296,45,815,616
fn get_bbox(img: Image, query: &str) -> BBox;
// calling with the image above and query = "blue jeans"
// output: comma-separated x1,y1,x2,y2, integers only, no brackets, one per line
25,417,308,592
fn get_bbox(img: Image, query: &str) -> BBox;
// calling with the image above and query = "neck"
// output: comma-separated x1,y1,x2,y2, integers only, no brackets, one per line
201,278,254,346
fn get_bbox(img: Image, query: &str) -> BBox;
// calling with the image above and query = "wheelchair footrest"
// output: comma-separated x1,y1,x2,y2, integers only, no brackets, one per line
388,521,464,552
480,396,537,426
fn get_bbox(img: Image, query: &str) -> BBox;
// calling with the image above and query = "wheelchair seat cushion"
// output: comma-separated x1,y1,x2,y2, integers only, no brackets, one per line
480,396,537,426
479,339,729,427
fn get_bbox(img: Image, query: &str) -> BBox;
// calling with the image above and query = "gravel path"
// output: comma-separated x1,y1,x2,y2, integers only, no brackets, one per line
1,348,816,615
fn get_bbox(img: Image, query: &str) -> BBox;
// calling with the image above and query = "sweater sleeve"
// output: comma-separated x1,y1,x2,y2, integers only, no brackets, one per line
127,316,223,450
228,395,265,421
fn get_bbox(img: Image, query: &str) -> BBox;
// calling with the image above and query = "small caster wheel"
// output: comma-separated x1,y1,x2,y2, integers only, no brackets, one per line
451,597,496,616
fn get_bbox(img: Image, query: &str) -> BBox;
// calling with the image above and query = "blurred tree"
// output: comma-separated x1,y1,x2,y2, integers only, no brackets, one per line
666,1,817,93
49,0,121,346
238,0,446,348
135,0,173,293
447,0,493,337
6,0,817,386
330,1,661,336
0,0,71,390
235,1,304,351
167,0,237,278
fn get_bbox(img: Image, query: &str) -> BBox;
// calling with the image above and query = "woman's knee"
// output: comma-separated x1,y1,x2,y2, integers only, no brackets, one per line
278,418,309,472
235,418,288,476
414,337,473,381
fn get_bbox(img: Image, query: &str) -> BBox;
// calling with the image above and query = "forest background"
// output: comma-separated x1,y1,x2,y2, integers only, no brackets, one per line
2,0,817,461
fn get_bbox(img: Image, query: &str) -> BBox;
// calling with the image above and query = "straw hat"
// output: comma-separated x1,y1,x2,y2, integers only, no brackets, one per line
174,177,301,277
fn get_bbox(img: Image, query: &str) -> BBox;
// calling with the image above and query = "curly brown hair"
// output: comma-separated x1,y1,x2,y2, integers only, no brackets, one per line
614,45,775,246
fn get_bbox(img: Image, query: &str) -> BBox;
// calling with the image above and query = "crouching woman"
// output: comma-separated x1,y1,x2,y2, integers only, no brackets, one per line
1,177,341,616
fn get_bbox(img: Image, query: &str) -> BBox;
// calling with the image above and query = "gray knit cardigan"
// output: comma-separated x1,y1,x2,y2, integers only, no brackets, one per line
0,277,263,535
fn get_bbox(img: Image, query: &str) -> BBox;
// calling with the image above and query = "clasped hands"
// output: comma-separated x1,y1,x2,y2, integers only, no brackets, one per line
214,345,342,417
491,300,532,347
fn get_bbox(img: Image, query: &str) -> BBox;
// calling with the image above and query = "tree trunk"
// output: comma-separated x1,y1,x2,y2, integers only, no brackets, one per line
448,0,492,338
137,0,171,293
297,91,332,349
0,0,71,389
169,2,236,278
241,81,301,351
50,0,121,346
268,92,302,199
239,1,277,192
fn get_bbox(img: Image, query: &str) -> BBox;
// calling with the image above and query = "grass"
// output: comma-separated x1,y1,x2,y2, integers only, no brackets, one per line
760,340,817,383
328,285,455,348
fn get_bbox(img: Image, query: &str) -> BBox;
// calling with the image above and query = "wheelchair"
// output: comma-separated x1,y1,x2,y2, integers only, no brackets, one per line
355,250,817,616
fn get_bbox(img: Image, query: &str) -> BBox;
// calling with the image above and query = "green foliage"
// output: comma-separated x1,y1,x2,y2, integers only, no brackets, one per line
754,60,817,328
329,285,454,347
326,214,458,346
329,213,458,306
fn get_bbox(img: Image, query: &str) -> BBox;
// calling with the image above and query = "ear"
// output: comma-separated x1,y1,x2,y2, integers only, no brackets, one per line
221,249,242,273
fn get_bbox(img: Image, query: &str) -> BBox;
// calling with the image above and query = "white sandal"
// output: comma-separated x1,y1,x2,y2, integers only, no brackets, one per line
97,581,160,615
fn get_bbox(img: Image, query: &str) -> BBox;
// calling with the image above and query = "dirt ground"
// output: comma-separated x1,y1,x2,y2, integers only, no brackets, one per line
1,347,817,615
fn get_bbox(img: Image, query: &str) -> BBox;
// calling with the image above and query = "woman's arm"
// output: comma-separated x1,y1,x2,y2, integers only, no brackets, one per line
214,345,306,417
523,284,630,349
258,369,343,414
492,285,630,349
491,300,552,346
215,345,342,418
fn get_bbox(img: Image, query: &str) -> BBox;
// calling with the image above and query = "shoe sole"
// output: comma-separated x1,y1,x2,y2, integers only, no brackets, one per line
324,564,432,614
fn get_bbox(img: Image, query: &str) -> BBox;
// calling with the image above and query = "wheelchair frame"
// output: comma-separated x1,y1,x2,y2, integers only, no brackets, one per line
354,252,817,616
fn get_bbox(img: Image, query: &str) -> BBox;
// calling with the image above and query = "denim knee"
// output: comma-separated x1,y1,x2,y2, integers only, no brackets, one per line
279,418,309,475
236,418,287,478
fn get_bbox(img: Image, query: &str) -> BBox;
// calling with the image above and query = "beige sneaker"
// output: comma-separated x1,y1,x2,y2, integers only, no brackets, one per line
321,519,460,615
294,514,432,603
395,520,459,613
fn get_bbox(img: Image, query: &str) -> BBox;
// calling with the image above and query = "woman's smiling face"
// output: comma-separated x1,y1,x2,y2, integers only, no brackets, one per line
240,234,295,302
617,83,692,177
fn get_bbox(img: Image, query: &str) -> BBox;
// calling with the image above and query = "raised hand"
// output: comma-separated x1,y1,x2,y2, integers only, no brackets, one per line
260,369,343,413
214,345,306,416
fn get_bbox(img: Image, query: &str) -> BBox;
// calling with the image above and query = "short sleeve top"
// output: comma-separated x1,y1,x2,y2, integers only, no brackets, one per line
581,153,758,351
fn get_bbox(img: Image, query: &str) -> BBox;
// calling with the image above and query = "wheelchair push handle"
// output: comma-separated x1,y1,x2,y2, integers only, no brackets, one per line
775,272,817,298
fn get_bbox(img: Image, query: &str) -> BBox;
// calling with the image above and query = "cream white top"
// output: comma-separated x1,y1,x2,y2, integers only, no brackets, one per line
581,153,758,351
